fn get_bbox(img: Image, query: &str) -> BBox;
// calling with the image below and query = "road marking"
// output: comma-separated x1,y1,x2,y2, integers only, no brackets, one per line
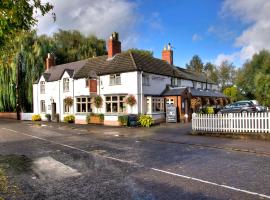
151,168,270,199
2,127,270,199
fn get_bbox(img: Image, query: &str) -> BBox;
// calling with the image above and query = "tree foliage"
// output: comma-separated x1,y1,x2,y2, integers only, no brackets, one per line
186,55,204,74
223,86,242,102
0,30,107,112
0,0,54,48
218,61,235,91
128,48,153,57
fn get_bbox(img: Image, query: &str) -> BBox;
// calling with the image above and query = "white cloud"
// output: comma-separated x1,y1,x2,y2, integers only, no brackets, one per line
217,0,270,63
214,52,239,66
36,0,139,49
192,34,202,42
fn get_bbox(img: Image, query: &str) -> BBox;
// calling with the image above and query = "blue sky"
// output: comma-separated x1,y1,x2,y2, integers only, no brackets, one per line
37,0,270,68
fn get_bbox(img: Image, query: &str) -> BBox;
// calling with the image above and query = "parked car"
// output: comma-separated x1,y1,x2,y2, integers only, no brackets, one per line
250,100,267,112
218,100,257,114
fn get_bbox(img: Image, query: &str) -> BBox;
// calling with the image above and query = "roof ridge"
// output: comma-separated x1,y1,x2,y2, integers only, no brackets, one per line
129,51,138,70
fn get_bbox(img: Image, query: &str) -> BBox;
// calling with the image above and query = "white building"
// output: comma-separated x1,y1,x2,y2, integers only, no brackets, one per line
33,32,226,125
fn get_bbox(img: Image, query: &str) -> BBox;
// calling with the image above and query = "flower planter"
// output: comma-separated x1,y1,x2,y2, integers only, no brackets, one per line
89,116,103,124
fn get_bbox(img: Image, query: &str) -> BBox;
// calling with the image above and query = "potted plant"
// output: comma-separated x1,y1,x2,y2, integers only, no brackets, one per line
45,114,51,122
64,97,73,107
125,95,136,113
93,95,103,113
87,113,104,124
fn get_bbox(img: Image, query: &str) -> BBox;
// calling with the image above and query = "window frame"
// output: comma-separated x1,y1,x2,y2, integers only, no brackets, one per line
109,74,121,85
40,100,46,113
76,97,92,113
105,95,126,113
40,81,45,94
142,74,150,86
63,78,70,92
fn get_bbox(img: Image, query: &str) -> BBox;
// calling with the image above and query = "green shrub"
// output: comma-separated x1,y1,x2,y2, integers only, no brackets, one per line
206,106,214,114
64,115,75,123
138,115,153,127
45,114,51,121
118,115,128,126
198,106,214,114
32,114,41,121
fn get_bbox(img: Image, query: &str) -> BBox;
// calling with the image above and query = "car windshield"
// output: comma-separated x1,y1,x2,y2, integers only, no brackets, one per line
251,100,259,105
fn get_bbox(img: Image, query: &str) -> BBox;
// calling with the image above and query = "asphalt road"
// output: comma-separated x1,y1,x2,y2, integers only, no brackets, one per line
0,119,270,200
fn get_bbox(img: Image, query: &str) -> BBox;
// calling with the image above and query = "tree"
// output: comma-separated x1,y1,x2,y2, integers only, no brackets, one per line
254,73,270,106
235,50,270,99
186,55,204,74
223,86,242,102
204,62,218,83
0,0,54,48
217,60,235,91
128,48,153,57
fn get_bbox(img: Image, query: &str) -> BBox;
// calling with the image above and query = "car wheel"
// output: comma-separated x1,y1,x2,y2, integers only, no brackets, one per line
241,110,248,114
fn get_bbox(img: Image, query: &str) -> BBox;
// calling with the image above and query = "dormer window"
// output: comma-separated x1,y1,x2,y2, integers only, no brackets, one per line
63,78,69,92
40,81,45,94
109,74,121,85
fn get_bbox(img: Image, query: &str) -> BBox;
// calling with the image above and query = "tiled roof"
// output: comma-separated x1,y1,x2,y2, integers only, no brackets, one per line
43,59,88,82
189,88,226,98
162,87,187,96
39,52,215,85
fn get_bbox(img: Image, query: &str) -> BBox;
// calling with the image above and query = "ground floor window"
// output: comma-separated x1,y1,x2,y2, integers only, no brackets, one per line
146,97,165,113
40,100,46,113
64,101,70,113
105,95,126,113
76,97,91,113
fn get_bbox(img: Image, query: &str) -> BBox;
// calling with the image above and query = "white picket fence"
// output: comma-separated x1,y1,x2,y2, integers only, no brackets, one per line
192,112,270,133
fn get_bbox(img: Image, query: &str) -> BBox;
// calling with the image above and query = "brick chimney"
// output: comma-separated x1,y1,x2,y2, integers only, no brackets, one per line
108,32,121,58
46,53,55,71
162,43,173,65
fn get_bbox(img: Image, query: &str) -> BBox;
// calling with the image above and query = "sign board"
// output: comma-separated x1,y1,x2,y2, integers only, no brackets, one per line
166,104,177,123
128,115,138,127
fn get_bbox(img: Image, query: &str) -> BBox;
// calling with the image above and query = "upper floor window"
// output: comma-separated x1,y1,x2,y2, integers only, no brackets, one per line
109,74,121,85
172,78,178,86
40,81,45,94
63,78,69,92
142,74,150,86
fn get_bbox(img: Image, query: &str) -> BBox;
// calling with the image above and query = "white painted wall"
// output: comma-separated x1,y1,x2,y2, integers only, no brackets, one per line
143,73,171,95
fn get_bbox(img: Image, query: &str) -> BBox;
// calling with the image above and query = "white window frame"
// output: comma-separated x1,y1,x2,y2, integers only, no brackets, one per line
105,95,126,113
146,97,164,113
64,101,70,113
63,78,70,92
40,81,45,94
76,97,92,113
40,100,46,113
109,74,121,85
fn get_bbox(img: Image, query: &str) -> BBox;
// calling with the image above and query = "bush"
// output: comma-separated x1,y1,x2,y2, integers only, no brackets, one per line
118,115,128,126
32,114,41,121
138,115,153,127
198,106,215,114
64,115,75,123
45,114,51,121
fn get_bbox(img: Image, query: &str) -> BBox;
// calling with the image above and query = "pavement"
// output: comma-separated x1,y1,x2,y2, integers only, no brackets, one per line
0,119,270,200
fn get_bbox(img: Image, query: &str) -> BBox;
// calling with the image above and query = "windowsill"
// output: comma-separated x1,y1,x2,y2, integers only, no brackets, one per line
142,84,150,86
105,112,127,116
146,112,165,115
109,84,122,86
63,90,70,92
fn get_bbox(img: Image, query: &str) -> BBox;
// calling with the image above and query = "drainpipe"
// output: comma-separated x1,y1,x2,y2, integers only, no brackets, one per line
58,80,61,120
140,71,143,114
73,79,75,114
37,84,39,113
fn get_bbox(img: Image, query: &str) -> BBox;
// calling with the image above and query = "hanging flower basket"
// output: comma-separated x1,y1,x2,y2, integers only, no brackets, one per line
125,95,136,107
93,95,103,108
64,97,73,106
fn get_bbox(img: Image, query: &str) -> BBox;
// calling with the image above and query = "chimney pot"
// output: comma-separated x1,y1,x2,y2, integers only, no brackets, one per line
108,32,121,58
162,43,173,65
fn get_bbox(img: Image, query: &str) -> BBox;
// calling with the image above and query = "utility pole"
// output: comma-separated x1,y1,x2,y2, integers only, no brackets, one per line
16,53,22,120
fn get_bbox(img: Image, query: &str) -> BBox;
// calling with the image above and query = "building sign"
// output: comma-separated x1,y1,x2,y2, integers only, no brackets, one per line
152,76,165,81
166,104,177,123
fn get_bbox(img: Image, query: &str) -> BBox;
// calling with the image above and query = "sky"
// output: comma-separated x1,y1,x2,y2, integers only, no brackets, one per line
36,0,270,67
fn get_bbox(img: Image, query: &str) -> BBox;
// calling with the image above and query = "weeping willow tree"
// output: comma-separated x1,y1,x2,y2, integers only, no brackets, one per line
0,30,107,112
